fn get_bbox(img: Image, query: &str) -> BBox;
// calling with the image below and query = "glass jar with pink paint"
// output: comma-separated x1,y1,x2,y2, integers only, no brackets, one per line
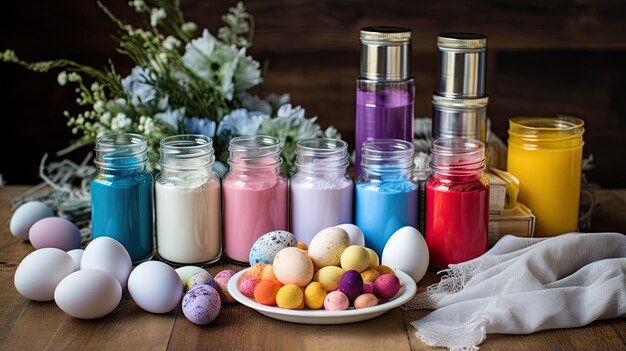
223,135,289,264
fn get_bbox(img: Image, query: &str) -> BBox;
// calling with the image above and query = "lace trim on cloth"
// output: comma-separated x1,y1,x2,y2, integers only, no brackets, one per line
411,313,489,351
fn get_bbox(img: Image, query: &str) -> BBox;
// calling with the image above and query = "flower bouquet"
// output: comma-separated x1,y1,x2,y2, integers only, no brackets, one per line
1,0,340,176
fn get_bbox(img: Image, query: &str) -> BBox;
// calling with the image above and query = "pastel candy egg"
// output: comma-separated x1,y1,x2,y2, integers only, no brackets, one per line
10,201,54,240
361,268,380,283
308,227,350,269
239,277,260,298
185,271,216,291
243,263,266,281
297,242,308,250
273,247,314,288
304,282,326,310
182,285,221,325
248,230,297,265
313,266,344,292
213,270,236,303
260,265,278,282
373,274,401,300
354,293,378,309
362,282,374,294
340,245,371,272
365,248,380,269
276,284,304,309
374,265,395,276
253,279,283,306
29,217,81,251
338,269,363,301
324,291,349,311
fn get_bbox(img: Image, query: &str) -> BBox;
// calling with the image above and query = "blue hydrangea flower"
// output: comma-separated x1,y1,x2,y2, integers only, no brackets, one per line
184,117,216,138
154,108,185,130
216,108,269,146
122,66,158,107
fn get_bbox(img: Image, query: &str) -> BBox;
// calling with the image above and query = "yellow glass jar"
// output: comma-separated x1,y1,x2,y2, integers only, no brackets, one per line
507,116,584,236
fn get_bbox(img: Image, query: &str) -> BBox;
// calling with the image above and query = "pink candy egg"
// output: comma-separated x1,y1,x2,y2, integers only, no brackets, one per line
373,274,401,300
324,290,349,311
239,277,260,298
354,293,378,309
29,217,81,251
214,270,237,303
362,282,374,294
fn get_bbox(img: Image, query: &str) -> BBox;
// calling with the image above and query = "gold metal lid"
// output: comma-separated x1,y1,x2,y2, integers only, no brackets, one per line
437,33,487,49
432,94,489,109
360,27,412,43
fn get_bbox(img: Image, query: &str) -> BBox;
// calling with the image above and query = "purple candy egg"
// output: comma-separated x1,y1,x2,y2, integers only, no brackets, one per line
187,271,216,291
338,269,363,301
182,285,221,325
373,274,401,300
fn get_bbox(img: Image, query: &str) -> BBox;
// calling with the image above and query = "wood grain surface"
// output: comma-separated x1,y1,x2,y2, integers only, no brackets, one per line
0,185,625,350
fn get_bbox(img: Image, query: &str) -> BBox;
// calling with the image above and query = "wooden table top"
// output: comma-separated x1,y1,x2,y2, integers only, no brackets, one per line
1,185,625,351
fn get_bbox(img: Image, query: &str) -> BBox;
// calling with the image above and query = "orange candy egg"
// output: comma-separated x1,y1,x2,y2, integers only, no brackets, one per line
253,279,283,306
244,263,266,281
261,264,278,282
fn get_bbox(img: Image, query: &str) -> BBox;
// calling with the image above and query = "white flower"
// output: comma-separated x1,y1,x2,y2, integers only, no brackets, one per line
158,52,168,64
111,112,132,131
67,72,81,82
101,112,111,124
57,71,68,86
150,8,166,27
162,36,181,50
233,47,263,93
138,115,155,134
93,100,105,113
181,22,198,33
129,0,145,12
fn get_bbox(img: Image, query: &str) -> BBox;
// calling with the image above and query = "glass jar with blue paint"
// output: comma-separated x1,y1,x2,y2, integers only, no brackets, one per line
91,133,154,263
355,139,418,256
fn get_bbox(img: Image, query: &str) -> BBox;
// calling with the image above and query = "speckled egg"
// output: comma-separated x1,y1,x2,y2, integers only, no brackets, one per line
238,277,260,298
272,247,314,288
185,271,216,291
338,270,363,301
324,291,349,311
182,285,221,325
308,227,350,269
213,270,236,303
248,230,297,265
373,274,401,300
354,293,378,309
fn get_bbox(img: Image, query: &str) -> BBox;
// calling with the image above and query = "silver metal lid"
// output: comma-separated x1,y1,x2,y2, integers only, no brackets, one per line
437,33,487,49
432,94,489,109
360,27,412,80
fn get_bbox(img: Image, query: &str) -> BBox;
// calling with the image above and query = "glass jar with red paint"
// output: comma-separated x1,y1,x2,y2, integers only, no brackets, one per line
425,138,489,269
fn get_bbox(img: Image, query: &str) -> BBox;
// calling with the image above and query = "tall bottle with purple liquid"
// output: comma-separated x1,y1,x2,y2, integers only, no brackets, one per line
356,27,415,176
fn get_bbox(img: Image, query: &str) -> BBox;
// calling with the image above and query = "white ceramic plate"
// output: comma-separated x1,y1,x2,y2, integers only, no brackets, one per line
227,268,417,325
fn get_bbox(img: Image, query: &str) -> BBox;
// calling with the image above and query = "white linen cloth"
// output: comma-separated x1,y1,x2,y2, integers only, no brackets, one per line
404,232,626,350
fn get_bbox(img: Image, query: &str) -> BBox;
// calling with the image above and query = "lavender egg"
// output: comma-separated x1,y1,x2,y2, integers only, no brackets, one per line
248,230,297,265
338,269,363,301
185,271,216,291
182,285,221,325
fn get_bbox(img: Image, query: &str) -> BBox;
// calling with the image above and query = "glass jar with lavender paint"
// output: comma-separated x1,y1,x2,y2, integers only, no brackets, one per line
290,139,353,245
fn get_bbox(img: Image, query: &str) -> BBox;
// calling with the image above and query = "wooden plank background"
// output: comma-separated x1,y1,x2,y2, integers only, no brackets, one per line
1,0,625,186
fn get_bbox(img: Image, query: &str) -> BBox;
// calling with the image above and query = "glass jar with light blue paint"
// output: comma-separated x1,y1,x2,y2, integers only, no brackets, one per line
355,139,418,256
91,133,154,263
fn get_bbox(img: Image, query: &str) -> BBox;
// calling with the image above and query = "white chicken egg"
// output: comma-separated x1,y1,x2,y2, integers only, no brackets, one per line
14,248,75,301
67,249,84,271
335,224,365,246
175,266,205,286
81,237,132,290
382,226,429,282
54,269,122,319
128,261,183,314
10,201,54,240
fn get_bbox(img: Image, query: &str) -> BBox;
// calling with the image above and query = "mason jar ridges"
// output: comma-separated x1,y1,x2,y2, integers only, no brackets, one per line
291,139,353,245
155,135,221,266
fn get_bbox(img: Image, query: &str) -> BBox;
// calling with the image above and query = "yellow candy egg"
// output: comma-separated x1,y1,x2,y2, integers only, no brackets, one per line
297,242,308,250
304,282,327,309
374,264,395,276
313,266,344,292
365,248,380,269
340,245,371,272
276,284,304,309
273,247,314,287
361,268,380,283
